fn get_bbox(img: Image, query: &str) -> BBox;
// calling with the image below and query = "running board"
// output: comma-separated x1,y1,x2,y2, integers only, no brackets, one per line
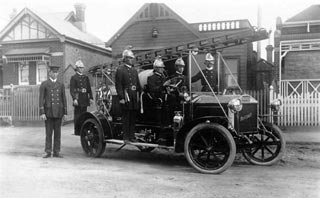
105,139,174,149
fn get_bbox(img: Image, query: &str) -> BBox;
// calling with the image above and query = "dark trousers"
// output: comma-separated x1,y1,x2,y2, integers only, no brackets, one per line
45,118,62,154
74,106,87,131
122,109,137,141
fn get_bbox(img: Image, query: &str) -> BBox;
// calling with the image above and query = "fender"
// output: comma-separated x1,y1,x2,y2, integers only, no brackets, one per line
75,111,113,139
175,116,229,153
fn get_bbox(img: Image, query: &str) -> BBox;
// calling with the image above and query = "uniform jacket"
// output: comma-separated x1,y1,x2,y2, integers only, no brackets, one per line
115,64,141,110
191,68,217,92
147,71,166,98
70,73,93,107
169,71,189,90
39,79,67,118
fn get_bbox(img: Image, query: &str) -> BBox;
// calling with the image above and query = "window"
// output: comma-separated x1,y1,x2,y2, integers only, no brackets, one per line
37,62,48,84
19,62,29,85
224,59,239,87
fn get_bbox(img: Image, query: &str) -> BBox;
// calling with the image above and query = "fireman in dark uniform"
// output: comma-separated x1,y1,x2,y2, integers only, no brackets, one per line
115,48,141,143
167,57,188,92
39,65,67,158
163,58,188,115
147,57,167,99
70,60,93,134
191,53,218,92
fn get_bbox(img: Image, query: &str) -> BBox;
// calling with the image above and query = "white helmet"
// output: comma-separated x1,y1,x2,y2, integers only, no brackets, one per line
205,53,214,61
175,58,185,66
75,60,85,68
122,45,135,59
153,57,165,68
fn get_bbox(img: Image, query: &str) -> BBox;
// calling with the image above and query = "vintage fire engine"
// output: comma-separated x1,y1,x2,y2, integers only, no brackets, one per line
75,28,285,174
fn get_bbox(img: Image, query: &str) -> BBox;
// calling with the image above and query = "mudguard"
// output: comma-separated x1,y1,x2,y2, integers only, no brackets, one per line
74,111,113,139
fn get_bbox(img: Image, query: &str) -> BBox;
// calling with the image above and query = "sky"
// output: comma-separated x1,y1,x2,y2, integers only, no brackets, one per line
0,0,319,59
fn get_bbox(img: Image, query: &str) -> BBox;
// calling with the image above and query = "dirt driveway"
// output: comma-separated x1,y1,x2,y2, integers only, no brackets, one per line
0,125,319,198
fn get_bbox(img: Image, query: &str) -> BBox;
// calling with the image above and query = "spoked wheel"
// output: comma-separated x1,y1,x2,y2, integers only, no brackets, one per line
242,122,285,165
184,123,236,174
80,118,106,157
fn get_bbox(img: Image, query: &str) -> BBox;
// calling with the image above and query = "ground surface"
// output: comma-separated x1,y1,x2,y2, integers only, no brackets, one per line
0,125,319,198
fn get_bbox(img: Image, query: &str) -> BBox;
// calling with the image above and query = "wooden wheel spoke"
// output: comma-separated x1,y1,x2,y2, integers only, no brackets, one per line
264,145,275,155
199,133,209,147
252,146,261,156
190,143,207,150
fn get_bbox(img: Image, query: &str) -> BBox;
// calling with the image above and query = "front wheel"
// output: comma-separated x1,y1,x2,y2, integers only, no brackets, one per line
80,118,106,157
184,123,236,174
242,123,285,165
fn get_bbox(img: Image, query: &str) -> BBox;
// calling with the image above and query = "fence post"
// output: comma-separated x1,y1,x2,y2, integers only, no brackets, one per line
269,85,274,124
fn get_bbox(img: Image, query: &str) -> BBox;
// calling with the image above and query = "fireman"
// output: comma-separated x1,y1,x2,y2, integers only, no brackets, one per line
191,53,218,92
70,60,93,134
168,57,188,91
147,57,168,99
115,47,141,143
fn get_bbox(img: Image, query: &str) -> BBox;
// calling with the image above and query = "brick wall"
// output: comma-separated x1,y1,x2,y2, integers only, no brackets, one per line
283,50,320,80
64,42,111,87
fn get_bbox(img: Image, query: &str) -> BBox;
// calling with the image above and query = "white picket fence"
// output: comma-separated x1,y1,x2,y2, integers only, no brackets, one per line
271,89,320,126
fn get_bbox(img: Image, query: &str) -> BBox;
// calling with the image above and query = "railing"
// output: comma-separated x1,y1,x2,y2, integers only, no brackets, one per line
280,79,320,97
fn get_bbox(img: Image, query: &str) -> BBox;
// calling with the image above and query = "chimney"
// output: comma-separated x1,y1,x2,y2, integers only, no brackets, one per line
266,45,274,63
74,3,86,32
256,4,262,60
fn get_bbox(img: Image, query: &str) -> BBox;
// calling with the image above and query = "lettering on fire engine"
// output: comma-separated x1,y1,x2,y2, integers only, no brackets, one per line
240,113,252,121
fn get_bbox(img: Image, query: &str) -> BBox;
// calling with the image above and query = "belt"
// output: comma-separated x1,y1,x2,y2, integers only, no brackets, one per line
76,88,87,93
129,85,136,91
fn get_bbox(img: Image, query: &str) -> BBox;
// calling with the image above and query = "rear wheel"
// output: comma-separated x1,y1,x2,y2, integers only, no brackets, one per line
80,118,106,157
242,123,285,165
184,123,236,174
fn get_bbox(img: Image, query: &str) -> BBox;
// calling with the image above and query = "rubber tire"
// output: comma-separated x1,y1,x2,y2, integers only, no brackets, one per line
242,123,285,166
80,118,106,158
184,123,236,174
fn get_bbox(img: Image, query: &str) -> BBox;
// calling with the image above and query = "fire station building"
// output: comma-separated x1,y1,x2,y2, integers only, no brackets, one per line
106,3,263,90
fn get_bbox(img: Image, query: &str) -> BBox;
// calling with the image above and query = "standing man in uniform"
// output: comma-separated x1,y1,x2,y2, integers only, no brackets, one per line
191,53,218,92
115,48,141,143
39,65,67,158
70,60,94,134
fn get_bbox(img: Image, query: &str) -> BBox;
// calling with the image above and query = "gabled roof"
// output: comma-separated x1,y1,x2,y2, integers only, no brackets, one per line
36,11,104,47
286,5,320,23
106,3,201,47
0,7,109,53
256,59,274,72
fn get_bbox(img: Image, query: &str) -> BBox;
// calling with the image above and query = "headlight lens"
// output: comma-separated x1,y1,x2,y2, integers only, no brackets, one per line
228,98,243,113
270,99,282,112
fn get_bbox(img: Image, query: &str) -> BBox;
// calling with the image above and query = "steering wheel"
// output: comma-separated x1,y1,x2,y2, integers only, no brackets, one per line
163,76,184,94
